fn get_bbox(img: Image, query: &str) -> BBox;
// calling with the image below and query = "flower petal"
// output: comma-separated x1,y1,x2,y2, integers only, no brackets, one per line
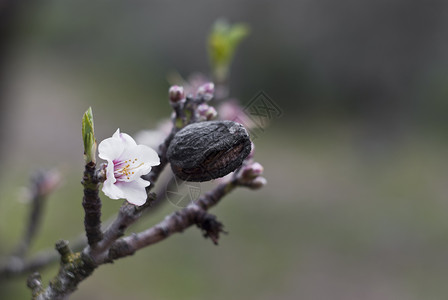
102,176,124,199
119,144,160,177
138,145,160,166
105,160,116,184
113,128,137,148
114,178,150,206
98,134,124,161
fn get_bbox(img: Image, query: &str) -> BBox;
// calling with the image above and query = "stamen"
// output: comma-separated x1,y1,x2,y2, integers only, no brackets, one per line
114,158,145,180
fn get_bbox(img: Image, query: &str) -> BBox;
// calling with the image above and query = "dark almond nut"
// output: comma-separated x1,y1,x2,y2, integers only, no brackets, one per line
167,120,252,182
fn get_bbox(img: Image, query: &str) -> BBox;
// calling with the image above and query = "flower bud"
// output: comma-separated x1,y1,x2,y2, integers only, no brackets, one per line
28,169,61,199
197,103,208,115
169,85,185,103
36,169,61,197
82,107,96,164
248,176,267,189
241,162,264,180
196,82,215,101
205,106,218,120
197,104,218,121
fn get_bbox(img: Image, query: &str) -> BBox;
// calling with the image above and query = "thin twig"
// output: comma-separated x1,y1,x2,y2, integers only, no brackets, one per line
13,170,55,258
13,195,45,259
0,235,86,280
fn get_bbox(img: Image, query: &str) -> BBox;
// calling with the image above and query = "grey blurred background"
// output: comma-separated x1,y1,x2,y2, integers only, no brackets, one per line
1,0,448,299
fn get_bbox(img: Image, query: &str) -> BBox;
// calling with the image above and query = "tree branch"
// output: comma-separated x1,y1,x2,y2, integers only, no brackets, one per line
108,180,236,260
35,241,96,300
1,174,174,279
30,178,237,299
1,179,172,280
91,193,155,260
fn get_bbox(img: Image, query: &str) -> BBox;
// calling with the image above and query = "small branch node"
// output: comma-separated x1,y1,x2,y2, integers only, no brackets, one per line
55,240,72,264
27,272,43,298
195,211,226,245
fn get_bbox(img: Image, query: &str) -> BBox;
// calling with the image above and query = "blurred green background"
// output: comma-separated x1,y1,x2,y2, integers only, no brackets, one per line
1,0,448,299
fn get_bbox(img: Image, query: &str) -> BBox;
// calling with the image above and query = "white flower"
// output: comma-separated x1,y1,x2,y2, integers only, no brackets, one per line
98,129,160,206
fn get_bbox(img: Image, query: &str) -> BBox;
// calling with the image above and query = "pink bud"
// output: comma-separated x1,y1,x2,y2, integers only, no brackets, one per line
197,104,218,120
249,176,267,189
205,106,217,120
250,162,264,176
36,169,61,196
196,82,215,101
241,162,264,180
197,103,209,115
169,85,185,103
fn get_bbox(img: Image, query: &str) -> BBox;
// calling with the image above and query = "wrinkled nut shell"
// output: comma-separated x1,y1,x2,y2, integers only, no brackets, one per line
167,120,252,182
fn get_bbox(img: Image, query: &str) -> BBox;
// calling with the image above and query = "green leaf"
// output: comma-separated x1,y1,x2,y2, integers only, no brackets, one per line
208,20,250,82
82,107,96,163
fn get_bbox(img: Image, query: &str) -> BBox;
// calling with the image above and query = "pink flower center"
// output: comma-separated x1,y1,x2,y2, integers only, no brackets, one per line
114,158,144,180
